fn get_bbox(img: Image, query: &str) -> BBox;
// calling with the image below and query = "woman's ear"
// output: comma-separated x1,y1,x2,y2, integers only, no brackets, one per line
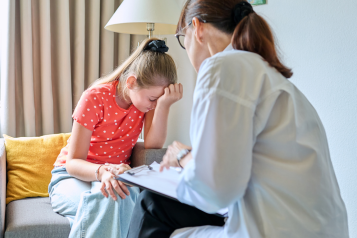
192,17,204,45
126,75,137,89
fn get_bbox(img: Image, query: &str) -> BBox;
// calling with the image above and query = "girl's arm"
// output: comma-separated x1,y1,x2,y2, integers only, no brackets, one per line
144,83,183,149
65,121,102,181
65,121,130,200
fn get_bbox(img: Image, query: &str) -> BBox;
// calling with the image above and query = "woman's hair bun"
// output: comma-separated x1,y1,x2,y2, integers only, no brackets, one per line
144,40,169,53
233,1,254,25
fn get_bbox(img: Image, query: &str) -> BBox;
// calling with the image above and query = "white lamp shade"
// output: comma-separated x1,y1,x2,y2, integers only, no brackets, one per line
105,0,182,35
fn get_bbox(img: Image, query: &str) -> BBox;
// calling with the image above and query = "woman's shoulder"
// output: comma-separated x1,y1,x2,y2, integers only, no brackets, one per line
195,48,291,106
201,48,287,85
212,49,265,69
197,50,268,84
198,50,264,82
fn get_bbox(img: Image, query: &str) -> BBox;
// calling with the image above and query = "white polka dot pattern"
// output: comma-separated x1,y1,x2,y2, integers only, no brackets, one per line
54,81,145,167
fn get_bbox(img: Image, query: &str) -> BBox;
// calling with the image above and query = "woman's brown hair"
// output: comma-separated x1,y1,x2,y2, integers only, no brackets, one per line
177,0,293,78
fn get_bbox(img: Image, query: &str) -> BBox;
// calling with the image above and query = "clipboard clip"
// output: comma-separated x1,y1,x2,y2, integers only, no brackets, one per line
125,165,153,176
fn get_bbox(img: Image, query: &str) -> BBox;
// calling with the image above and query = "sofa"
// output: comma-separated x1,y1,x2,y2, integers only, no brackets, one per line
0,138,166,238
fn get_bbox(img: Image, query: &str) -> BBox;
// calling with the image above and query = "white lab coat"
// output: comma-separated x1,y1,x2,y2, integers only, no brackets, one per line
171,45,349,238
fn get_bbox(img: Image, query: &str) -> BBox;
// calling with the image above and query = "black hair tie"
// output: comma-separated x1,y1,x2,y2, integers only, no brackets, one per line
144,40,169,53
233,1,254,25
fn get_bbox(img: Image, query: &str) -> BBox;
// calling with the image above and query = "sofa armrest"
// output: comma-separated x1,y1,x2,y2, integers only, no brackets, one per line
0,138,6,238
131,142,167,168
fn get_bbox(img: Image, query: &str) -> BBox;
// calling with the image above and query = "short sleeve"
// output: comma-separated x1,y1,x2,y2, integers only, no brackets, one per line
72,89,103,131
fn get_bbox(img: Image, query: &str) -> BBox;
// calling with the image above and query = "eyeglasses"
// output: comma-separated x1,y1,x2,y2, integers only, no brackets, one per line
175,21,192,50
175,19,208,50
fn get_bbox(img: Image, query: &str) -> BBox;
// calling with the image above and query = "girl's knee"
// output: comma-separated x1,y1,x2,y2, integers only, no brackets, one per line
50,191,79,216
50,178,90,216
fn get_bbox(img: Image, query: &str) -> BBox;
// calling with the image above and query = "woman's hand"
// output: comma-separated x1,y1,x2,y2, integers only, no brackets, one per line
99,165,131,201
160,141,192,172
157,83,183,108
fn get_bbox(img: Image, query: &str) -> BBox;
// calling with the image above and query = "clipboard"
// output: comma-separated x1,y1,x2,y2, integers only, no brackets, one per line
117,175,182,203
116,162,228,217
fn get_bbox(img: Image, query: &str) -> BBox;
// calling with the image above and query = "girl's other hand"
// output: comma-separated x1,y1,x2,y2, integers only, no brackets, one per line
160,141,192,172
99,167,130,200
104,163,131,176
157,83,183,108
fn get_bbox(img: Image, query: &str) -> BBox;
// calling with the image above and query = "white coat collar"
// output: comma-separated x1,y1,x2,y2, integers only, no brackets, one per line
224,44,234,52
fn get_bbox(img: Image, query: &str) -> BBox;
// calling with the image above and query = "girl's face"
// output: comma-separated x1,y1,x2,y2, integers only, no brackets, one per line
128,84,166,113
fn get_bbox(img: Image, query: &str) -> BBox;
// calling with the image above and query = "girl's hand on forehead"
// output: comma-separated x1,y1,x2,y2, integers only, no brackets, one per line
157,83,183,108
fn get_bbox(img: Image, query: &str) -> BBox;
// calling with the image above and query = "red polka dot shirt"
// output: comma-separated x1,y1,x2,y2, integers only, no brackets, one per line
54,81,145,166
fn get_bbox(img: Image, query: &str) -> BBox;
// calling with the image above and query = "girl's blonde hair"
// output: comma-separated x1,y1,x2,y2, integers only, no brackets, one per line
91,38,177,99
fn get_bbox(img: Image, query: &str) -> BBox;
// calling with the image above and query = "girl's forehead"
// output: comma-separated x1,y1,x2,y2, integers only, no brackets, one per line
139,85,166,96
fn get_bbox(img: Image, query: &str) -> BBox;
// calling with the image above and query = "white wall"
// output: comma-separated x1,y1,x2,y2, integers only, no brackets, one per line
162,0,197,148
165,0,357,237
164,34,196,147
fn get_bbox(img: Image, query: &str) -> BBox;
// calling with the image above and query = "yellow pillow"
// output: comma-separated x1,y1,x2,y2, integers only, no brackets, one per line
4,133,71,204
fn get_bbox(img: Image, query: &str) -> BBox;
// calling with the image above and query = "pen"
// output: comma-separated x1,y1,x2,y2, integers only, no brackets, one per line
125,165,153,176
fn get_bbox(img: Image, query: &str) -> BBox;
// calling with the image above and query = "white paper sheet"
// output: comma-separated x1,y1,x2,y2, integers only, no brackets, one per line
118,162,228,217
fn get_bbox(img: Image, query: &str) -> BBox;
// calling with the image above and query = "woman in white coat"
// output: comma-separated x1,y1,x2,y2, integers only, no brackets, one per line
127,0,349,237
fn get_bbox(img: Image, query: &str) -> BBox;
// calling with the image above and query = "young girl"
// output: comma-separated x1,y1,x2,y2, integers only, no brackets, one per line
48,38,182,238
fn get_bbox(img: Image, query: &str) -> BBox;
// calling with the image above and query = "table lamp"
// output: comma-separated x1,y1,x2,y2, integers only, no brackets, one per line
105,0,182,38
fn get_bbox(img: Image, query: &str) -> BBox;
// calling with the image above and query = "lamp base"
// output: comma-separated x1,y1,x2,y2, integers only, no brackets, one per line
147,23,155,38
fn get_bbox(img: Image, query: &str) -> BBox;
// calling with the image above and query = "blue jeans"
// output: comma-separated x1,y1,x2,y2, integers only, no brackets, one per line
48,166,139,238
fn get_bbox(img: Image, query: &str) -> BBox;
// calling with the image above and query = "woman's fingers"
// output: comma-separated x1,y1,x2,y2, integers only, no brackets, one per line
159,161,170,172
159,154,169,171
159,157,166,171
159,151,176,172
173,140,191,150
159,140,191,172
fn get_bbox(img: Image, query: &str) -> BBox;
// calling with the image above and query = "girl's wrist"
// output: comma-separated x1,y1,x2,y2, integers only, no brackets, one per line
156,101,171,111
98,165,108,181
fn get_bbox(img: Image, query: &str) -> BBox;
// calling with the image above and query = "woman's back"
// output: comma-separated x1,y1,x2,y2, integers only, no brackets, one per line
187,45,348,237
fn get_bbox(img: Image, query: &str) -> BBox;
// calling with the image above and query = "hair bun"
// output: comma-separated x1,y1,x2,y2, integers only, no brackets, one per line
233,1,254,25
144,40,169,53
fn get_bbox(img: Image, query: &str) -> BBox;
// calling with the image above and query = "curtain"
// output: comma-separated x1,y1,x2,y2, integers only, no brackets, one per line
0,0,146,137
